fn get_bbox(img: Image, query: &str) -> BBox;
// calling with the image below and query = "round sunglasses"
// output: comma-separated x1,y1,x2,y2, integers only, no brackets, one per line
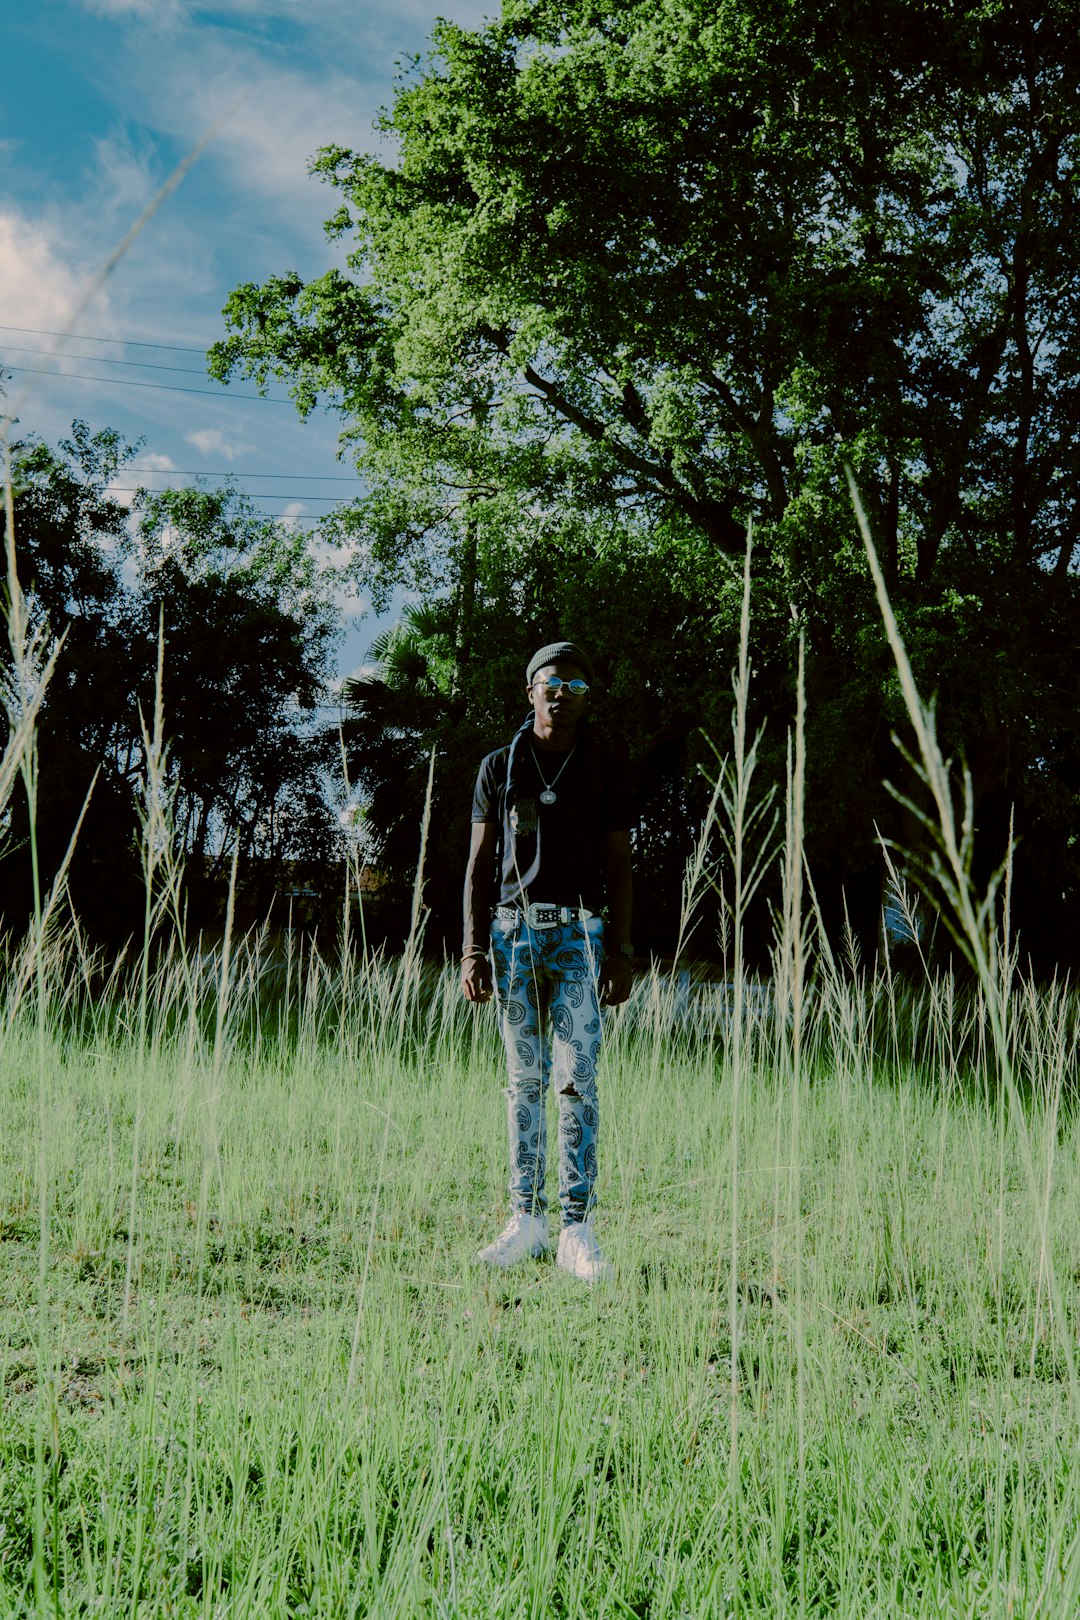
530,676,589,697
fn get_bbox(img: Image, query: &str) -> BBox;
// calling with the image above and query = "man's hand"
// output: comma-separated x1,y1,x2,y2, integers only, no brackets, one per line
462,954,494,1003
599,952,633,1007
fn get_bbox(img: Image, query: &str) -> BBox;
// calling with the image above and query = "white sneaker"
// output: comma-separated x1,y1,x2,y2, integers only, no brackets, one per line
476,1212,549,1268
556,1220,615,1283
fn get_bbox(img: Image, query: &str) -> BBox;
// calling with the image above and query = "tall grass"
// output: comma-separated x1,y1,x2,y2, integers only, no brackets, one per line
3,925,1080,1616
5,437,1080,1614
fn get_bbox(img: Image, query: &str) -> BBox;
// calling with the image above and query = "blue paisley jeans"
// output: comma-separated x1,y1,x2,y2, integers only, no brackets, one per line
490,913,604,1224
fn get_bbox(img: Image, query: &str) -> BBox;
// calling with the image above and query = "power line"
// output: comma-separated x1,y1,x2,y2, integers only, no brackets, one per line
0,364,295,403
169,509,323,522
2,344,212,377
187,511,323,521
0,323,207,354
126,468,359,481
111,486,345,502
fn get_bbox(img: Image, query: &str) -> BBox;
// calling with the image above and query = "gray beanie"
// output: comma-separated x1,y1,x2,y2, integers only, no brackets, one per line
526,641,595,686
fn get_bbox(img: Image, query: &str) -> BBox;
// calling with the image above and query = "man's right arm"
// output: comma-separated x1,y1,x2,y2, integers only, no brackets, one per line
462,821,498,1002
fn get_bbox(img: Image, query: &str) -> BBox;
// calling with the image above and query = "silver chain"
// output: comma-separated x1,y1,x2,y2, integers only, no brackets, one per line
531,744,576,804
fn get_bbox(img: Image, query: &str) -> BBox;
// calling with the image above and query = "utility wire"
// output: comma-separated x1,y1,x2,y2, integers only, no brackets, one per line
0,364,295,402
178,510,325,522
126,468,359,481
110,486,345,502
0,323,207,353
2,344,213,377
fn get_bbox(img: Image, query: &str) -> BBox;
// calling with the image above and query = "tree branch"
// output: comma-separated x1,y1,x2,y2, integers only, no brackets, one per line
520,362,744,550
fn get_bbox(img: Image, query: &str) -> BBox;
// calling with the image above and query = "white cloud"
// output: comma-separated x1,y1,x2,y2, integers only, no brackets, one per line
92,132,160,217
82,0,183,16
106,449,176,505
0,211,101,339
179,66,382,222
315,537,353,567
332,581,366,616
185,427,251,460
0,210,121,431
341,660,380,686
113,0,492,34
82,0,498,233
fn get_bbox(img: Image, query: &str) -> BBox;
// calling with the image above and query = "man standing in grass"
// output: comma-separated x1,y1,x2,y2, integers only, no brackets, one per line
461,642,633,1282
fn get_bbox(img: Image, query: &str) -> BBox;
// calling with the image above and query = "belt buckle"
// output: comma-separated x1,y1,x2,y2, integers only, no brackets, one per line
529,904,560,928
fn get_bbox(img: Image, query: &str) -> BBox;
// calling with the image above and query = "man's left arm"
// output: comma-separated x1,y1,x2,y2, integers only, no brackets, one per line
600,829,633,1006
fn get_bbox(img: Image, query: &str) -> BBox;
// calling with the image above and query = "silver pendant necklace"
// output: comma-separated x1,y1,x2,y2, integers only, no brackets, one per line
532,744,576,805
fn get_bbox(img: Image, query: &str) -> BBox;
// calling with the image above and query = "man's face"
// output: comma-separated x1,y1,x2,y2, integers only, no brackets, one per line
528,660,589,736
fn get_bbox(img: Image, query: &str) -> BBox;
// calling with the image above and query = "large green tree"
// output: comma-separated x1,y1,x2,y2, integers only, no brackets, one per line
212,0,1080,961
135,485,340,888
1,425,146,935
1,430,343,940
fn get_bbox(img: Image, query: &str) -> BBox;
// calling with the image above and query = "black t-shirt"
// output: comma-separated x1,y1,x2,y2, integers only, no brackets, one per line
471,732,633,911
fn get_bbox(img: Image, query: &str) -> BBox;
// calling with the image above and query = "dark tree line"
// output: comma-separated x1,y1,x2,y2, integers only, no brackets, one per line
208,0,1080,969
0,424,342,944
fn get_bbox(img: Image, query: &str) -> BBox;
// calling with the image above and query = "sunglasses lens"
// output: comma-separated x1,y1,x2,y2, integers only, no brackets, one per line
542,678,588,695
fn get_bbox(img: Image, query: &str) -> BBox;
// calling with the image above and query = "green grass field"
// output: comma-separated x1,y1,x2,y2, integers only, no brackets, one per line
3,950,1080,1618
2,490,1077,1615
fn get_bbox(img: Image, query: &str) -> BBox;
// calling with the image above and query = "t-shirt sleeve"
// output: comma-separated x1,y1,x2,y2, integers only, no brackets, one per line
471,753,501,823
601,751,635,832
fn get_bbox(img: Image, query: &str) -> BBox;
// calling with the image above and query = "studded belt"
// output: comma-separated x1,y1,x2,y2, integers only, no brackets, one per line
494,903,596,928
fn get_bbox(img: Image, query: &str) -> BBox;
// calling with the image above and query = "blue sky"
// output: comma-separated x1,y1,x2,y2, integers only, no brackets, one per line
1,0,489,675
